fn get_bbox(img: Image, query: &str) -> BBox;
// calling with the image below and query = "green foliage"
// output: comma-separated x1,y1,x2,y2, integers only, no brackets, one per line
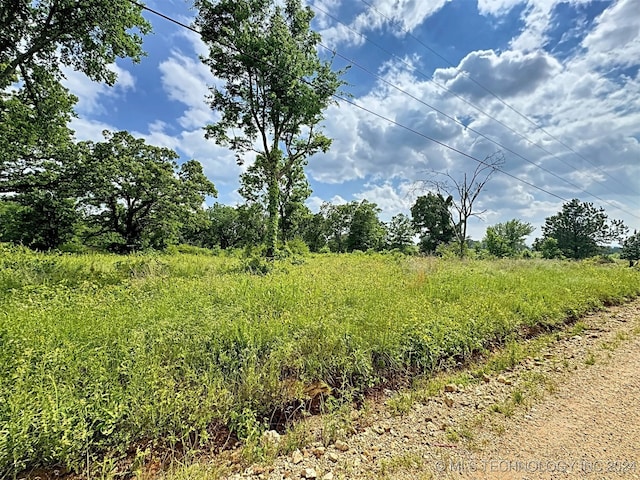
301,212,328,252
484,219,534,258
196,0,346,256
411,193,455,253
241,154,312,243
286,237,310,256
542,199,627,259
1,252,639,476
385,213,416,252
0,0,150,89
621,231,640,266
80,131,216,252
346,200,386,252
536,237,563,259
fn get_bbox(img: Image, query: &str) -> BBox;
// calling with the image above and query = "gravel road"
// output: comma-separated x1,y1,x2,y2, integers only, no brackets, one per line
228,300,640,480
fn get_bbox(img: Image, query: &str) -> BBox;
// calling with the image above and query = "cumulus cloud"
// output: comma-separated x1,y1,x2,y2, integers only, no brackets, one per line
319,0,450,47
581,0,640,68
62,63,135,115
158,50,218,129
433,49,562,101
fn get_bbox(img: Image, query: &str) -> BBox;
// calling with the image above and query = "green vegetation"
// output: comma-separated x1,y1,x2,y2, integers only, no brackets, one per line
196,0,346,257
1,247,639,476
538,199,627,259
621,230,640,267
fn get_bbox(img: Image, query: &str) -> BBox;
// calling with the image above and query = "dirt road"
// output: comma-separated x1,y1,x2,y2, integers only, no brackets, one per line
231,300,640,480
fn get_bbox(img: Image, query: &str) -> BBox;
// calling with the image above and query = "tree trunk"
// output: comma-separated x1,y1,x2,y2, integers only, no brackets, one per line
265,153,280,259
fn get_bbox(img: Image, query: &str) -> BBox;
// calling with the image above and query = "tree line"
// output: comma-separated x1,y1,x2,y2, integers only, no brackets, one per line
1,0,638,264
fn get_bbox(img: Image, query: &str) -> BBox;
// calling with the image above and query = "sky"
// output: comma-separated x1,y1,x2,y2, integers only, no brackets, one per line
65,0,640,242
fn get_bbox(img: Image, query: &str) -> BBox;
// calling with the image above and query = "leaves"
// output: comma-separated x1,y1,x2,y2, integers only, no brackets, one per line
197,0,346,254
0,0,150,88
80,131,217,251
542,199,628,259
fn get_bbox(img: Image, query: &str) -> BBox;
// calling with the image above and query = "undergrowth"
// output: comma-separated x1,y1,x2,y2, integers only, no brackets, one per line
1,246,639,477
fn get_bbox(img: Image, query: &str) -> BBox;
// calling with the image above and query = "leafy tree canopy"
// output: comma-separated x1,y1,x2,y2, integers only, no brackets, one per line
80,131,217,252
484,219,534,257
621,230,640,266
196,0,345,256
1,0,150,88
542,199,627,260
386,213,416,252
410,192,456,254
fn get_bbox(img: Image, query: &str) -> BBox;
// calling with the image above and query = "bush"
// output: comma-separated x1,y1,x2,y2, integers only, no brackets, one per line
286,238,310,256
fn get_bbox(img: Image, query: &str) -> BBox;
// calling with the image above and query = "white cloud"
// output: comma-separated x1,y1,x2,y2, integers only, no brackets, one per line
582,0,640,68
477,0,523,16
434,49,562,101
158,50,217,129
319,0,451,47
62,63,135,115
354,181,417,221
69,117,117,142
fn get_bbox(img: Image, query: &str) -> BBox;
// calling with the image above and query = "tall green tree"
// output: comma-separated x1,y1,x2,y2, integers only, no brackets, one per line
484,219,534,257
542,199,627,259
410,193,456,254
196,0,345,257
620,230,640,267
0,68,77,195
322,202,357,253
205,203,242,250
301,211,328,252
386,213,416,252
240,156,311,243
81,131,217,251
346,200,385,252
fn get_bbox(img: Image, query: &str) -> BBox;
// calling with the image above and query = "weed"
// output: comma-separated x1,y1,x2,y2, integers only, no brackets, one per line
585,352,596,366
1,252,638,476
511,390,524,405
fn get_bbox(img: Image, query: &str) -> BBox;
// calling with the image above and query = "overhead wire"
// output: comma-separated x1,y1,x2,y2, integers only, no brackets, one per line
310,3,636,207
125,0,640,219
316,42,620,209
354,0,634,193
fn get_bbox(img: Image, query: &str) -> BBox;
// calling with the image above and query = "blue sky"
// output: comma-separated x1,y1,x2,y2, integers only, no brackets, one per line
65,0,640,242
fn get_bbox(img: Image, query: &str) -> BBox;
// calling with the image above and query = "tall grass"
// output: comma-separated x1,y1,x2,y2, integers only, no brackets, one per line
1,246,638,476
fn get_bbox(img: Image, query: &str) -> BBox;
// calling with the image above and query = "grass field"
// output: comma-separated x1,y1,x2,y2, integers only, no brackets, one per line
1,245,639,476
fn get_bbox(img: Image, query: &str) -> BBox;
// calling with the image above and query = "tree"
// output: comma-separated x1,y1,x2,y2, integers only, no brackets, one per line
386,213,416,252
0,68,78,194
240,147,312,244
541,199,627,260
301,212,328,252
410,192,456,254
621,231,640,267
1,0,152,246
346,200,385,252
420,152,504,257
205,203,242,250
0,103,85,250
484,219,534,257
322,202,357,253
235,203,267,247
196,0,345,257
1,0,150,89
0,190,80,250
81,131,217,251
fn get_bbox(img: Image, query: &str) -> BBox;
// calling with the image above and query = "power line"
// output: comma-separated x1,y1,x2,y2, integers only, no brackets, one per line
354,0,634,193
316,42,630,212
310,2,636,203
125,0,640,220
331,92,568,202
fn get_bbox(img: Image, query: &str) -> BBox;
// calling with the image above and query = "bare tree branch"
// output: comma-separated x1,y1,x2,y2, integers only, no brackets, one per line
416,151,505,257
